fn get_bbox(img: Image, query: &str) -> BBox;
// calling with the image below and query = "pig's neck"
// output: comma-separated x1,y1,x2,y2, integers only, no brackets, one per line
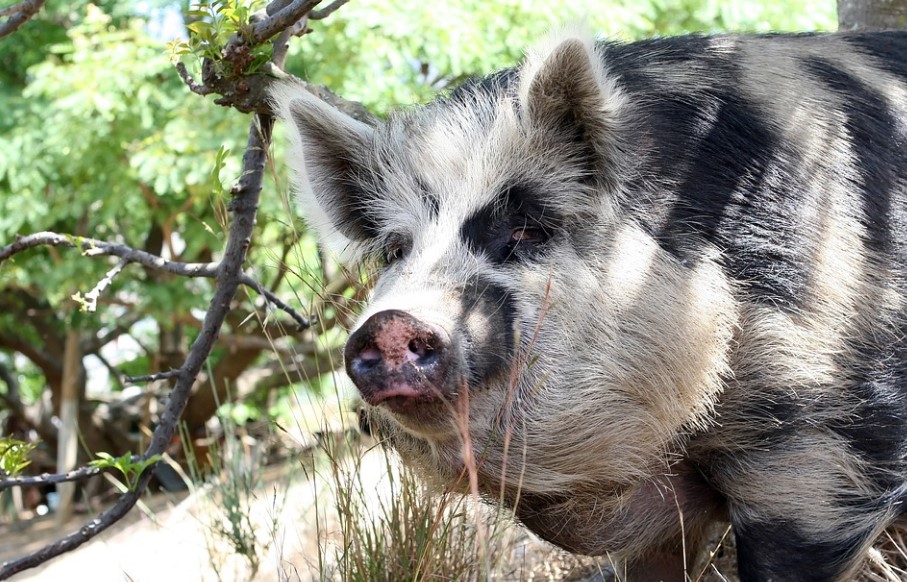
506,458,725,558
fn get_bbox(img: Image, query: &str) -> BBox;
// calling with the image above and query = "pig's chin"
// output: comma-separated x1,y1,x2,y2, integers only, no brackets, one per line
365,387,464,439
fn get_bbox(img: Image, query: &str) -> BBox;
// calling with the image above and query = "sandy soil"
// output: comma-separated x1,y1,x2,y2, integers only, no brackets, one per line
1,463,306,581
1,445,606,582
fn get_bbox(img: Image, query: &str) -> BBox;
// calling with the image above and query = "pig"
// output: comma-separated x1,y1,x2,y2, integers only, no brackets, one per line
271,28,907,581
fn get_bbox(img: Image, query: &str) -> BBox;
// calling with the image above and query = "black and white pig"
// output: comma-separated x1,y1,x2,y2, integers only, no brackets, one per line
271,28,907,581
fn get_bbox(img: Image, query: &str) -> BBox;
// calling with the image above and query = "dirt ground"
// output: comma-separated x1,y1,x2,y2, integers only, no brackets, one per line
0,463,304,581
0,449,609,582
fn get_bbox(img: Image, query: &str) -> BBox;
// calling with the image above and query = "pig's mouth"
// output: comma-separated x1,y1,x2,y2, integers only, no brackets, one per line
364,382,423,406
362,381,446,417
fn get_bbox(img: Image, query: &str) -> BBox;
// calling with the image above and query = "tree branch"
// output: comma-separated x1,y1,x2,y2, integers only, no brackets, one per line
0,361,58,445
0,332,62,382
251,0,321,43
238,344,344,395
239,273,311,330
0,10,330,575
81,314,144,355
309,0,348,20
0,361,22,410
90,351,125,391
76,258,127,312
124,369,181,385
0,464,107,492
175,0,372,120
0,232,310,330
0,0,45,39
175,62,213,96
0,232,218,276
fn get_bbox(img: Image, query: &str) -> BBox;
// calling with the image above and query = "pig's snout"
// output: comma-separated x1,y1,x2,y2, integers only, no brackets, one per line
345,310,456,410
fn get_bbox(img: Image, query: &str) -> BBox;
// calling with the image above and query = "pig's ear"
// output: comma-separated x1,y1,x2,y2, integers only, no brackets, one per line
518,29,624,174
270,81,378,259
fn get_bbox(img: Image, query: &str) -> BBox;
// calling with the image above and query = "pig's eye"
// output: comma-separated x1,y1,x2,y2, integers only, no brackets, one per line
382,238,410,266
384,246,404,265
509,226,548,245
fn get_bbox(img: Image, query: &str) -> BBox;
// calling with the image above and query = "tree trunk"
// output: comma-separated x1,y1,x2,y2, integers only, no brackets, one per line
838,0,907,30
55,329,81,526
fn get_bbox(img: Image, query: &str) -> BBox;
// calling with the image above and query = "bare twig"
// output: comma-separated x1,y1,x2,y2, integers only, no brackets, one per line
82,314,144,355
239,273,311,329
91,351,126,391
0,0,45,39
77,258,127,312
124,369,182,385
309,0,348,20
0,232,218,276
251,0,321,43
0,464,109,492
0,361,21,412
272,24,304,66
0,7,326,575
0,232,310,329
175,62,213,96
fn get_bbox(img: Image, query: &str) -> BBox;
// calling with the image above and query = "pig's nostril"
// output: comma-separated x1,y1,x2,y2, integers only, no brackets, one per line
353,346,382,374
408,337,437,365
359,346,381,363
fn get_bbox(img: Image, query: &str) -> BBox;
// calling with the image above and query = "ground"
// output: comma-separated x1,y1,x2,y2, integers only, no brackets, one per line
0,452,612,582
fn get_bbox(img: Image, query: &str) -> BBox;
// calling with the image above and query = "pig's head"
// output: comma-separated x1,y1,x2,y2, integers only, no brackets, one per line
272,30,736,510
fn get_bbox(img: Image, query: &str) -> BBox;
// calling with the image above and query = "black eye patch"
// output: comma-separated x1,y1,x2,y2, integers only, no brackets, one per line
460,184,560,264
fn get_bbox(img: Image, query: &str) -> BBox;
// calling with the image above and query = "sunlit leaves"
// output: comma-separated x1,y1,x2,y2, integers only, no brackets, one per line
89,452,162,491
294,0,836,113
173,0,274,79
0,437,38,478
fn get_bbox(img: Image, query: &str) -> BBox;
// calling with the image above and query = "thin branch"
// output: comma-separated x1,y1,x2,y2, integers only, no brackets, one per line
82,314,144,355
251,0,321,43
0,0,45,39
0,471,155,576
268,235,297,292
0,464,107,492
0,11,316,576
239,273,310,329
77,258,127,312
124,369,182,385
0,361,57,444
175,62,212,96
0,332,62,380
271,23,303,66
241,344,344,394
90,351,125,391
0,361,21,410
309,0,348,20
0,232,310,330
0,232,218,277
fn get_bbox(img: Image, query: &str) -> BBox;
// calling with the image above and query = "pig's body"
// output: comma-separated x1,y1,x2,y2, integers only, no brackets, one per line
273,30,907,581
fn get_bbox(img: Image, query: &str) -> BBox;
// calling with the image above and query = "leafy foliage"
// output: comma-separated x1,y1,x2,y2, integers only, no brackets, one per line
89,452,162,491
170,0,274,78
0,437,38,478
294,0,836,112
